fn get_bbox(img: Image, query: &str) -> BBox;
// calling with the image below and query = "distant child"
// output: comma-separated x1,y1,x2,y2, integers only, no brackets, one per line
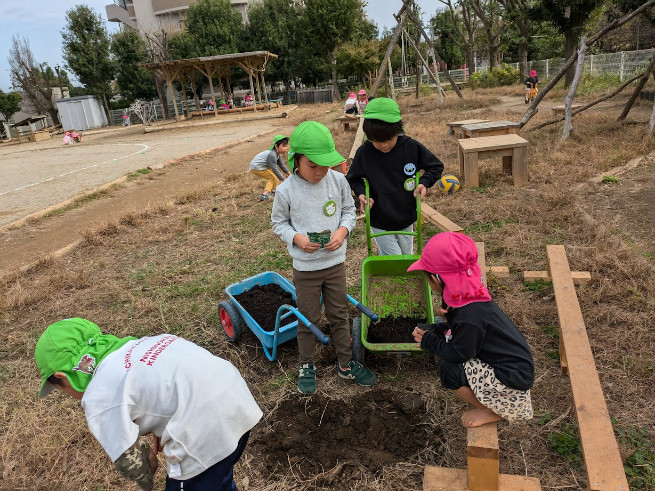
271,121,376,395
245,94,254,107
71,131,82,143
206,100,214,111
346,97,444,255
34,318,262,490
62,132,72,145
409,232,534,428
249,134,291,201
357,89,368,113
343,92,359,115
524,69,539,103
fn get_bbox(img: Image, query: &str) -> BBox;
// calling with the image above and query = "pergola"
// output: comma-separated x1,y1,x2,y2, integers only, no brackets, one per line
141,51,278,120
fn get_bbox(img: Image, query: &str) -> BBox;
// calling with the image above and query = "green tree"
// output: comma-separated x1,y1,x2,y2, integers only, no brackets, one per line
432,10,466,68
186,0,244,56
61,5,115,120
0,90,22,122
301,0,368,99
111,29,158,102
243,0,301,91
336,39,382,84
536,0,605,86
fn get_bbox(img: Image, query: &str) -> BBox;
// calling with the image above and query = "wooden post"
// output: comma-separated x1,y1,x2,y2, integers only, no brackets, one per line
204,62,218,116
388,58,396,100
180,74,190,116
249,70,257,112
371,10,407,96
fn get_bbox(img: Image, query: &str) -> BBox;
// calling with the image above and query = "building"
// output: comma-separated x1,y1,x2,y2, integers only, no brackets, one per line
105,0,253,33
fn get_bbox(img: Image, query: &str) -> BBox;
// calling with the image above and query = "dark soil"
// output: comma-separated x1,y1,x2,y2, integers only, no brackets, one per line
250,388,443,487
234,284,295,329
366,316,424,343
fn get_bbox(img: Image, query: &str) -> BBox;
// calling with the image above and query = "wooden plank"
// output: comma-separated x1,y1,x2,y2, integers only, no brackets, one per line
421,204,464,232
523,270,591,284
461,121,520,131
546,245,629,491
447,119,490,136
488,266,509,278
347,117,365,165
477,148,513,160
475,242,487,285
463,127,520,138
512,145,528,187
467,423,499,491
552,104,582,114
423,466,542,491
459,134,529,153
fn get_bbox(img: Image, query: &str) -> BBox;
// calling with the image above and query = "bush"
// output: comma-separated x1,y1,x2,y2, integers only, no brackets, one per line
469,64,521,89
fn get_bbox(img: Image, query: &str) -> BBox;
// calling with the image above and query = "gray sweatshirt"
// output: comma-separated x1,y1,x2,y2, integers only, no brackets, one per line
249,149,287,180
271,170,356,271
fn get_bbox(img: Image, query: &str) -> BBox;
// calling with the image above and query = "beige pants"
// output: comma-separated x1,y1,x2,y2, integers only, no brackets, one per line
293,263,351,366
250,169,280,194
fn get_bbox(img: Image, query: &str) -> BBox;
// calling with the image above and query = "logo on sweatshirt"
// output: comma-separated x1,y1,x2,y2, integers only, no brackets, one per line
324,200,337,216
404,163,416,175
403,178,416,192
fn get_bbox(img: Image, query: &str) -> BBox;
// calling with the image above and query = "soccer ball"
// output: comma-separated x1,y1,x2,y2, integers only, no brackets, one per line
438,175,460,194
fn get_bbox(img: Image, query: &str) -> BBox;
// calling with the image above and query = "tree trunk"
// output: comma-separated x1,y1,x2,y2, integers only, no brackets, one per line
564,31,579,87
517,19,529,80
155,76,169,120
467,46,475,77
331,52,340,101
100,92,112,125
617,50,655,121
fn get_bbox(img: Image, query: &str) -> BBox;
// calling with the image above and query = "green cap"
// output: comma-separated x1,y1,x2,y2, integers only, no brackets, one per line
288,121,344,167
34,318,135,398
363,97,402,123
269,134,287,150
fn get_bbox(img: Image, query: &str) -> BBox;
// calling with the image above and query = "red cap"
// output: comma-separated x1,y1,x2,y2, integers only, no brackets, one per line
358,89,367,95
407,232,492,308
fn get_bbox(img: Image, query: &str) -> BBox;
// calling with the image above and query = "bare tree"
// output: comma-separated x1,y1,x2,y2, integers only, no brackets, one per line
470,0,505,68
142,29,173,120
439,0,479,73
499,0,530,79
8,36,59,123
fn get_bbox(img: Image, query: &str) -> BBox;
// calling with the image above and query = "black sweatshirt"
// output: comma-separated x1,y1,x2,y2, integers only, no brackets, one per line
421,301,535,391
346,135,443,231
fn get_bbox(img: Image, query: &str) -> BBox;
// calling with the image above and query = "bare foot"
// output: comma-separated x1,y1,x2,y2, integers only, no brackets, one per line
461,408,503,427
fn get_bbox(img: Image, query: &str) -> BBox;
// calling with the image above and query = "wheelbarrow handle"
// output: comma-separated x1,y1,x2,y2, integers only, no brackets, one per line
308,323,330,345
346,294,379,323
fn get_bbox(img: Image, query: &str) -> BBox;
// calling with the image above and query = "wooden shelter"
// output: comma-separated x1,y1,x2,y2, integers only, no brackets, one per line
11,116,50,144
141,51,278,121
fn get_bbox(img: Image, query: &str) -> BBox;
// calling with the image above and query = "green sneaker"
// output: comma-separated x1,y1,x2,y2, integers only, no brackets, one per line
337,360,376,386
297,363,317,395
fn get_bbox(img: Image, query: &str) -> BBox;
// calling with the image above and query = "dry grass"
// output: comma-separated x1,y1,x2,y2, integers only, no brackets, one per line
1,88,654,490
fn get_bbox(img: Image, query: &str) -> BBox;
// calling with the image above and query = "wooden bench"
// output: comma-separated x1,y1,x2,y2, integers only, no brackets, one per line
458,134,529,188
460,121,520,139
446,119,489,137
539,246,629,491
337,115,360,131
552,104,582,115
424,242,540,491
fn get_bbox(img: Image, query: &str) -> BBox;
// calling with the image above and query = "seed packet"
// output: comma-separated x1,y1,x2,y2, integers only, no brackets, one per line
308,230,331,248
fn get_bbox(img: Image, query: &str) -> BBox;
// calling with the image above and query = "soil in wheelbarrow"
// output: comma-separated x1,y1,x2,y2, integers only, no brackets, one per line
366,316,424,343
234,284,295,330
250,388,443,486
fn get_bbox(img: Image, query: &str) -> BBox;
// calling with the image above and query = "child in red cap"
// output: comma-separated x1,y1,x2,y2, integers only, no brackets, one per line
408,232,534,427
524,69,539,103
343,91,359,115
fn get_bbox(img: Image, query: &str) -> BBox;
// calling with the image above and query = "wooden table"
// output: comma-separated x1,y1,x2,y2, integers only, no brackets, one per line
552,104,582,115
458,134,529,187
460,120,520,138
445,119,489,137
337,115,360,131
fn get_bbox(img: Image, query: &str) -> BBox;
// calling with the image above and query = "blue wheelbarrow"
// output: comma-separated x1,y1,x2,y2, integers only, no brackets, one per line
218,271,378,361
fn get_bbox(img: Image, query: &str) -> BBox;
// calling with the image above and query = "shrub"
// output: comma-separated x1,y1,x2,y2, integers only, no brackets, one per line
469,64,521,89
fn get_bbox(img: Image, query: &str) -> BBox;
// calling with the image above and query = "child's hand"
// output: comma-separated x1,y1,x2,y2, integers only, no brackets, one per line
412,326,425,346
324,227,348,251
293,234,321,253
413,184,427,199
358,194,374,213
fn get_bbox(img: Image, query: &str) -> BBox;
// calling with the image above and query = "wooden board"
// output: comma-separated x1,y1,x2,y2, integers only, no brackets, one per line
552,104,582,113
523,270,591,284
423,466,542,491
546,245,629,491
461,121,520,132
446,119,490,135
421,204,464,232
459,134,529,153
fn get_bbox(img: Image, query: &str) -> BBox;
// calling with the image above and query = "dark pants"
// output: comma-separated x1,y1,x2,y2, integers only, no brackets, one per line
439,360,469,390
164,431,250,491
293,263,351,366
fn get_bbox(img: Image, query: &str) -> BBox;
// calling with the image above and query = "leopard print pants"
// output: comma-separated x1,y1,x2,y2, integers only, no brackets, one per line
464,358,533,422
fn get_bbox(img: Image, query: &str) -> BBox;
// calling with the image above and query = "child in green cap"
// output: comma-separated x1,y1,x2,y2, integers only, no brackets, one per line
346,97,444,255
34,318,262,490
271,121,376,395
249,134,291,201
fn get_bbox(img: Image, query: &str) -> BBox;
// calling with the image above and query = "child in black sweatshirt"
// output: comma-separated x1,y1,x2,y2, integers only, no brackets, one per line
409,232,534,427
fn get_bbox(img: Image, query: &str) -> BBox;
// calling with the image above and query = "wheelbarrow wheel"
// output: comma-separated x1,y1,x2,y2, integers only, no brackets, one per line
218,301,243,342
352,317,365,364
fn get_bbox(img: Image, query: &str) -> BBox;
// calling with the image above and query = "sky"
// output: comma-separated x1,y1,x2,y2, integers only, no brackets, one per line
0,0,436,92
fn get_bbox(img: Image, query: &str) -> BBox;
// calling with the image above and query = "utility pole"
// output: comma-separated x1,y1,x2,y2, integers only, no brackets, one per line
54,65,65,100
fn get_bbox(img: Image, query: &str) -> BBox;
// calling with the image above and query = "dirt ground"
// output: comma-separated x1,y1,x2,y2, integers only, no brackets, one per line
1,87,654,490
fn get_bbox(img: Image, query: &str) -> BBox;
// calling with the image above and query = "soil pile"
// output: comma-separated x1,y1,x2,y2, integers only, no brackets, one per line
367,316,424,343
235,284,295,329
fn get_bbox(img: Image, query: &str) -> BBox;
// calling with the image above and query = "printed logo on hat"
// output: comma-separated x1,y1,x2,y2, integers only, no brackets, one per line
403,178,416,192
72,354,96,374
404,163,416,175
